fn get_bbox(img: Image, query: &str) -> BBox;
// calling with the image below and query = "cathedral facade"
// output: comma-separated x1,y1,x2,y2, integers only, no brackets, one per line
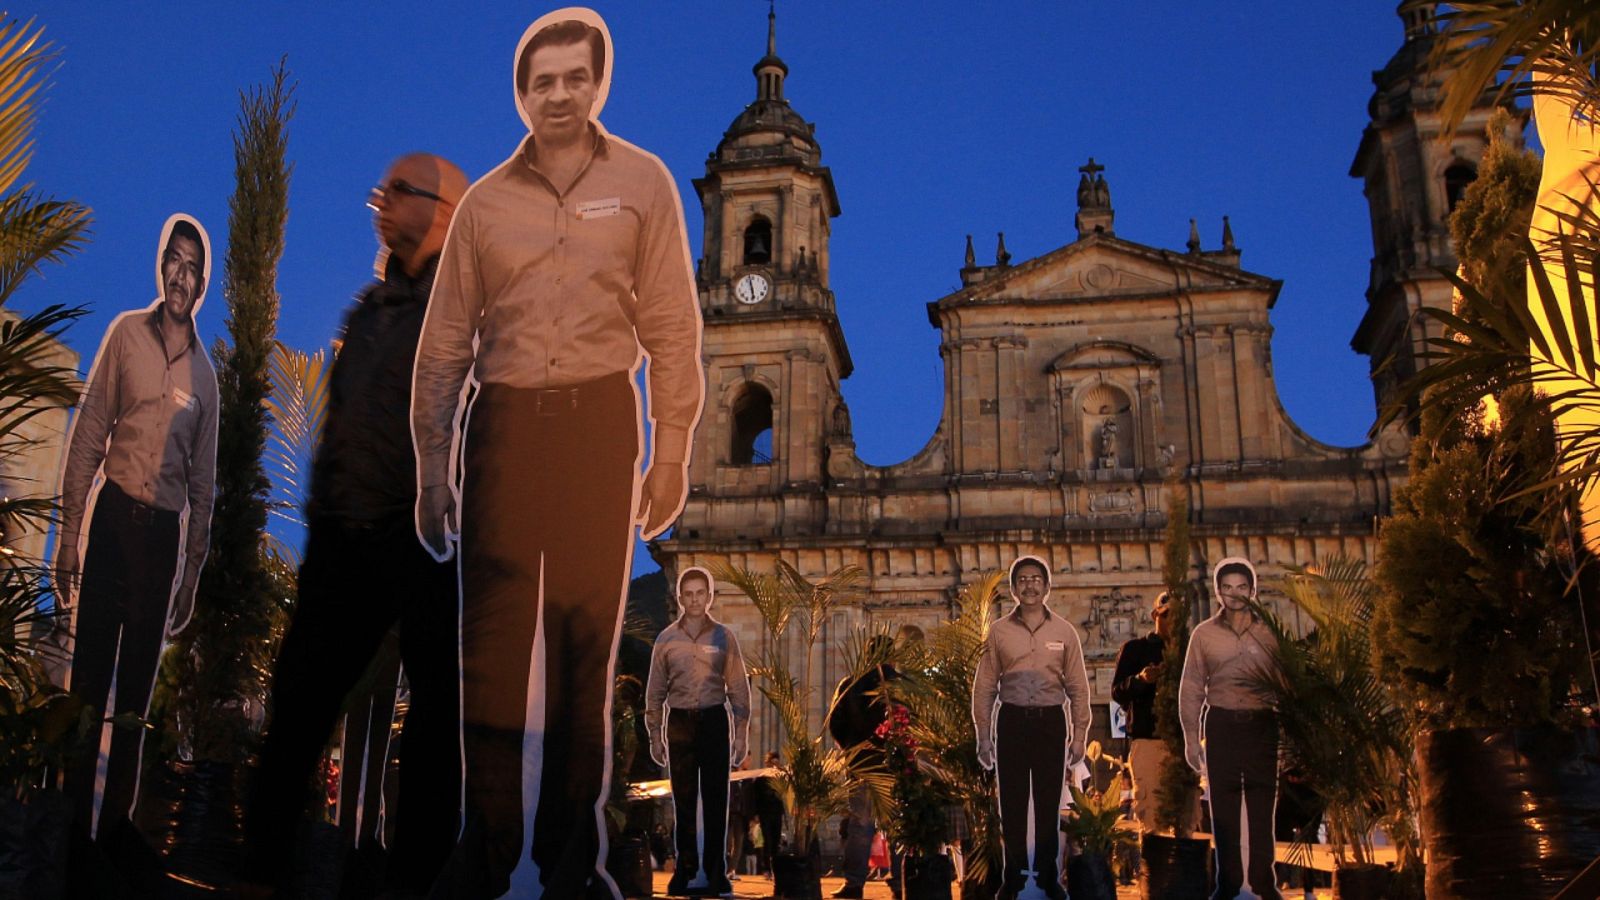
652,2,1508,751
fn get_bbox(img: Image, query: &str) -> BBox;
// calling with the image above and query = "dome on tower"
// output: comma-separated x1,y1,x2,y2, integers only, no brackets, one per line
715,8,821,165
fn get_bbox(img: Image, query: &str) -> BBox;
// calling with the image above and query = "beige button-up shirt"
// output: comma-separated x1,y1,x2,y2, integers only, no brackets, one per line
972,606,1092,751
60,308,218,594
644,617,751,745
411,127,703,491
1178,611,1279,743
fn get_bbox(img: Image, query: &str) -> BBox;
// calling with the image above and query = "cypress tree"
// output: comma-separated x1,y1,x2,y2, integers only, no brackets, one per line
162,62,294,763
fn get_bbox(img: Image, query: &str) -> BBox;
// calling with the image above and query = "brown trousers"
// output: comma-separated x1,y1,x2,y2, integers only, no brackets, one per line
456,374,638,898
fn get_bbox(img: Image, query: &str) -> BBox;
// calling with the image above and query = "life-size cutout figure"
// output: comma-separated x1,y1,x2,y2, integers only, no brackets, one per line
645,566,751,898
972,556,1092,900
55,214,219,842
409,8,703,897
1180,557,1284,900
245,153,468,896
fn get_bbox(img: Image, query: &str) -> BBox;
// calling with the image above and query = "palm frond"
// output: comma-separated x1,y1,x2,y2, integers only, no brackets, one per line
263,341,330,527
1380,209,1600,517
1434,2,1600,136
1246,559,1417,869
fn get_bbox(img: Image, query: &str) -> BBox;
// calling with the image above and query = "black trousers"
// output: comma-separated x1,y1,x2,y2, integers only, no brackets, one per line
456,375,637,898
337,626,401,850
758,810,781,872
1203,708,1282,900
64,479,179,839
247,514,460,892
995,703,1067,893
668,706,730,880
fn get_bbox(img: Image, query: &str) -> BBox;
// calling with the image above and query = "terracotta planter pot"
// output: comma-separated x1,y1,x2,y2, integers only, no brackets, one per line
0,791,69,900
772,848,822,900
606,831,653,898
1139,832,1210,900
162,760,248,889
903,853,954,900
1068,851,1118,900
1332,863,1393,900
1417,726,1600,898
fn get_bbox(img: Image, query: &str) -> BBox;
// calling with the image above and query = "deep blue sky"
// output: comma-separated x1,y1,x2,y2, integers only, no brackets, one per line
19,2,1427,569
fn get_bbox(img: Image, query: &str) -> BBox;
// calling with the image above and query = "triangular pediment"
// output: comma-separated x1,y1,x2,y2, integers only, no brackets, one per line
932,234,1280,309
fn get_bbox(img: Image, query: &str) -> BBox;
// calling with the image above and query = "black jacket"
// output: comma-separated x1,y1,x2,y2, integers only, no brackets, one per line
827,664,897,750
307,254,438,524
1110,632,1164,740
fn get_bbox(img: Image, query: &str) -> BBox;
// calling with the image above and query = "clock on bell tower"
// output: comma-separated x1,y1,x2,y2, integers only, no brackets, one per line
676,8,853,540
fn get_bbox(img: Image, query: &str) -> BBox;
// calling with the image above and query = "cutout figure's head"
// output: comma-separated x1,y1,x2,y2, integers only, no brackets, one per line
1212,557,1257,611
159,216,208,326
1152,591,1175,639
517,16,607,149
369,153,467,269
1009,555,1051,609
677,566,713,619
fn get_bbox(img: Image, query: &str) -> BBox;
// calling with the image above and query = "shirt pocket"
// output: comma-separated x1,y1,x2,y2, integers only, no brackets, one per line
574,200,643,289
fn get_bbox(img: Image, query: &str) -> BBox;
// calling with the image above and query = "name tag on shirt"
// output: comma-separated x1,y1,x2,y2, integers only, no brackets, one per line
1046,641,1065,651
577,197,621,220
172,387,197,412
700,645,718,654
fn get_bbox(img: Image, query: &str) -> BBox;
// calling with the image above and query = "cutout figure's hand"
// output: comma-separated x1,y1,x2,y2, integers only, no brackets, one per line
1185,744,1204,774
731,735,748,768
636,464,686,540
1067,740,1086,769
417,484,457,562
167,582,197,639
977,740,996,771
650,735,668,768
54,545,79,609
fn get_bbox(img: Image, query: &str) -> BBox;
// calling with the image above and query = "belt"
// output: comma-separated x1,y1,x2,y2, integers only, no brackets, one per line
669,704,727,720
529,385,581,417
103,481,174,527
1000,703,1063,718
1207,706,1277,719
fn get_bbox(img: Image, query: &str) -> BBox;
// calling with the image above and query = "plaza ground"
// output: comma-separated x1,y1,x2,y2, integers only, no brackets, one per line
649,870,1336,899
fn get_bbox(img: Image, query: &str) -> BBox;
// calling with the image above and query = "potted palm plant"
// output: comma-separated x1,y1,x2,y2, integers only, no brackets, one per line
889,572,1006,900
875,701,954,899
1246,559,1422,900
715,561,892,900
0,16,98,898
1062,758,1138,900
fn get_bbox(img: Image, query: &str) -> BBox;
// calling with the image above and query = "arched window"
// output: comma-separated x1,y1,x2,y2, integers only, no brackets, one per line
1444,163,1477,214
731,384,774,465
743,218,772,266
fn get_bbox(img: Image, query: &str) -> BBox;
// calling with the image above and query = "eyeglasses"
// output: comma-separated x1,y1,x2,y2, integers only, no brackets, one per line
367,179,452,210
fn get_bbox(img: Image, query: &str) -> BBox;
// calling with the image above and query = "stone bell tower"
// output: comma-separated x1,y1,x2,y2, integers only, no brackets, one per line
1350,0,1518,415
678,9,852,543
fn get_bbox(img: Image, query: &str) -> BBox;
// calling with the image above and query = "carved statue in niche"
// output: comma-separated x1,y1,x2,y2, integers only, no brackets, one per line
831,400,852,439
1099,418,1120,469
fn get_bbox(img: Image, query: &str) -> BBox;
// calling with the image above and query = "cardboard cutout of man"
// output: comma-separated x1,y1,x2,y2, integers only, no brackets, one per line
55,213,219,840
245,154,469,895
972,556,1091,900
1179,557,1283,900
644,566,751,898
409,8,703,897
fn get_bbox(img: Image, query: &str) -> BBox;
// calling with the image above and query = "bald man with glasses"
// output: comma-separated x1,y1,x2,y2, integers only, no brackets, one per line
245,154,469,897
